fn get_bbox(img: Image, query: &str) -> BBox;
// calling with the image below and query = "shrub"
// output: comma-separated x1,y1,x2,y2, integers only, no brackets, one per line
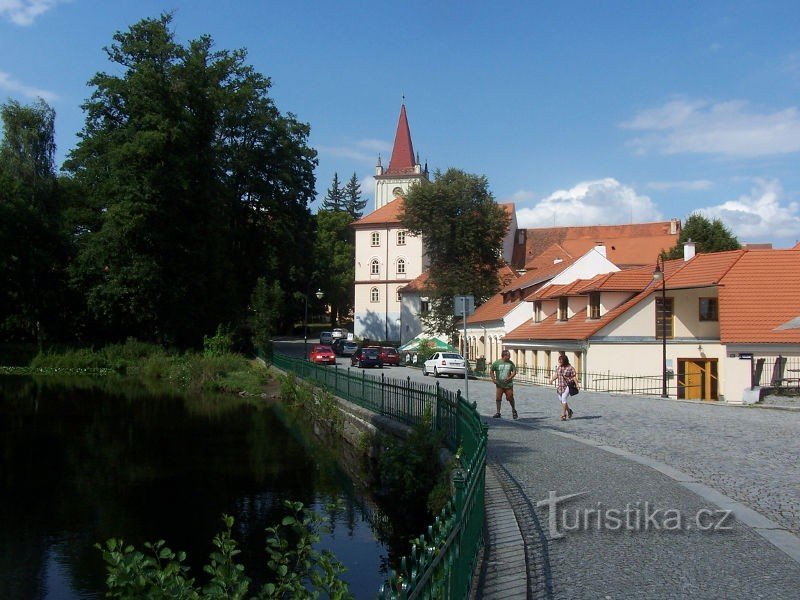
97,505,351,599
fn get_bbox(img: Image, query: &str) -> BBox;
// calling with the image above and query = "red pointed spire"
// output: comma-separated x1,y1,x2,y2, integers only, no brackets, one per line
386,102,416,175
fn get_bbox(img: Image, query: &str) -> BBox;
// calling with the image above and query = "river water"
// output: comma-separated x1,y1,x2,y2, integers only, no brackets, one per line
0,375,389,598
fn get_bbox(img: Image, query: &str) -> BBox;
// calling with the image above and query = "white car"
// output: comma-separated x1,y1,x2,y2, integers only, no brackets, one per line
423,352,467,378
332,328,346,340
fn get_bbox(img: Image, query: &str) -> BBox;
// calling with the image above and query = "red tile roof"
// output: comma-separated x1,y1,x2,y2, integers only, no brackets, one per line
398,269,431,293
353,197,404,227
522,222,679,269
718,249,800,343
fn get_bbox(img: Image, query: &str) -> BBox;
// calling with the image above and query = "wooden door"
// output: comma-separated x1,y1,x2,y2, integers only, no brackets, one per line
678,359,718,400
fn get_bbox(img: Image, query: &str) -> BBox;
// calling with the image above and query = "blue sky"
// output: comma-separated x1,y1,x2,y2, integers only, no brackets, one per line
2,1,800,247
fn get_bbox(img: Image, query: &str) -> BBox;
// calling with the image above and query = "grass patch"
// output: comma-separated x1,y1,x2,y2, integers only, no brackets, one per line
24,341,270,395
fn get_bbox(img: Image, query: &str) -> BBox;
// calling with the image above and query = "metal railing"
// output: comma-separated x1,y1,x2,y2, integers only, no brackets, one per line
270,353,487,599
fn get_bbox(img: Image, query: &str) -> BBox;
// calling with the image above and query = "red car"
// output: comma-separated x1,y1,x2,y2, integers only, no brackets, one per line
380,346,400,366
309,344,336,365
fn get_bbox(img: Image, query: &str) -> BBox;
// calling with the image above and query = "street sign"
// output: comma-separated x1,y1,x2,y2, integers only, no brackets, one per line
454,295,475,316
739,352,753,360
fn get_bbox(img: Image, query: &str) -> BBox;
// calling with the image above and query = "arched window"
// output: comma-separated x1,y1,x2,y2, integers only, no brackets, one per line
370,258,380,275
370,287,379,303
396,258,406,275
371,232,380,247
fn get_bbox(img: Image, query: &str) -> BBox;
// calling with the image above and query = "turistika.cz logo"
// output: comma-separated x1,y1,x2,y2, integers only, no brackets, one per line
536,491,735,539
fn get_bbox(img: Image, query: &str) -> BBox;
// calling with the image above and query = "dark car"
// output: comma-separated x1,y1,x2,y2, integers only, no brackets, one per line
331,338,344,354
380,346,400,366
351,346,383,368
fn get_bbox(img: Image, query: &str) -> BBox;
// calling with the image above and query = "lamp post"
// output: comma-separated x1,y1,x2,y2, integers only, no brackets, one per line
303,286,324,360
652,256,668,397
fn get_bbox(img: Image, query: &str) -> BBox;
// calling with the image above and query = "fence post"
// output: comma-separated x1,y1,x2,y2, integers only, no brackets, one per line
381,372,386,416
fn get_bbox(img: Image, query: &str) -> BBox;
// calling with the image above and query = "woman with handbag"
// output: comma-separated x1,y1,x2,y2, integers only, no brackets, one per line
550,353,577,421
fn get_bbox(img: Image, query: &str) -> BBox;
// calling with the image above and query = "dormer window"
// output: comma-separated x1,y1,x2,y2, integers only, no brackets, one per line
558,297,569,321
589,292,600,319
534,301,543,323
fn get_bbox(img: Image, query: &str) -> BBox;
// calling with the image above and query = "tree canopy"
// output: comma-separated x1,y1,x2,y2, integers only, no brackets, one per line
663,213,741,259
400,168,509,336
62,13,317,346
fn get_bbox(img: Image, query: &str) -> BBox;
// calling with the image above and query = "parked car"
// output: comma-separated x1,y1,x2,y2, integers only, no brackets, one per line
351,346,383,368
332,328,347,340
423,352,466,377
380,346,400,366
309,344,336,365
339,341,359,356
319,331,333,344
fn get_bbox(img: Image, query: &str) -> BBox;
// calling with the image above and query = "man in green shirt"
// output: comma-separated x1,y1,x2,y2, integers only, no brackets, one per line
490,350,518,419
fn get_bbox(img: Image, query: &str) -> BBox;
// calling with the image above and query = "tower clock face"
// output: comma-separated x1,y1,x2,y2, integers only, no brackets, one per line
392,186,403,197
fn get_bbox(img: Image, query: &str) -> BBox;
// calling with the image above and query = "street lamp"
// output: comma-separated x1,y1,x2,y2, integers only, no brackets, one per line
303,286,324,359
652,256,668,398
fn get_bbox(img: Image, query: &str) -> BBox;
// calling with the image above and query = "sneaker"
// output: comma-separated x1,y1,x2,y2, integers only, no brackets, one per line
492,413,501,418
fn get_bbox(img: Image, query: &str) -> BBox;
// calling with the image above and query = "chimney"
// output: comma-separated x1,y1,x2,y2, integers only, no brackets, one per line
594,241,606,257
670,218,680,235
684,240,696,262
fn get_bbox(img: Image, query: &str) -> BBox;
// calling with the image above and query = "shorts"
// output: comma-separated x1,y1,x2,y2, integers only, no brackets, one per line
558,388,570,404
496,386,514,402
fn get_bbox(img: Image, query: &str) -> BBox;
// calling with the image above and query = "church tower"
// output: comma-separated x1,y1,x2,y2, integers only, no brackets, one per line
373,102,428,210
351,102,429,342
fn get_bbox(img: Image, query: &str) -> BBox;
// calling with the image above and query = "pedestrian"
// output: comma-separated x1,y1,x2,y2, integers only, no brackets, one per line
490,349,518,419
550,353,577,421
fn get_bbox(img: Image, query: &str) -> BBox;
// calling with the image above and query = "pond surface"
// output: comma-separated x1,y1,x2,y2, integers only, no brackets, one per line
0,376,389,598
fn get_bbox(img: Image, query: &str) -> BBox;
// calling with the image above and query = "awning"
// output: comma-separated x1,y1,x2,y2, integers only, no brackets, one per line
398,335,457,353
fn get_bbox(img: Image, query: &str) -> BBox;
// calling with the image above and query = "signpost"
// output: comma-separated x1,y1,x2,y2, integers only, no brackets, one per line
454,296,475,402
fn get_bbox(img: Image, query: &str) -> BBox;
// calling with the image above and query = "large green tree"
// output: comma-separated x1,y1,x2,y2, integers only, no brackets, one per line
400,168,509,336
663,213,741,259
321,172,344,211
0,99,71,345
64,14,316,346
343,171,367,219
314,209,355,326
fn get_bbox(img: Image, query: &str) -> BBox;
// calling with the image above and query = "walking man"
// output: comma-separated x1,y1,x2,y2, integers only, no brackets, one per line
491,350,518,419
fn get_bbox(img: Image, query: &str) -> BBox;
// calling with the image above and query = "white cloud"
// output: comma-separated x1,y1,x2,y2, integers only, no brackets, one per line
513,178,662,228
317,138,391,165
645,180,713,191
622,98,800,157
0,70,58,101
0,0,68,25
697,179,800,245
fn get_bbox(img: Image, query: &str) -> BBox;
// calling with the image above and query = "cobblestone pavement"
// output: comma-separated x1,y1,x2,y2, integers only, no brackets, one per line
448,376,800,535
482,421,800,599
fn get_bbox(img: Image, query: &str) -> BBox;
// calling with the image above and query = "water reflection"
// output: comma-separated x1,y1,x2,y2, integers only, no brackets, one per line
0,376,387,598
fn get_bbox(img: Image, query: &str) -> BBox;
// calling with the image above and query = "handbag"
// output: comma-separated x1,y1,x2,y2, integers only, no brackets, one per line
568,380,579,396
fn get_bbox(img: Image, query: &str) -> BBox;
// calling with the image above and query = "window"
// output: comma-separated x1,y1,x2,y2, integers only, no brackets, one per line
655,297,674,338
558,297,569,321
396,258,406,275
397,230,406,246
589,292,601,319
370,258,380,275
534,301,543,323
421,299,430,314
699,297,718,321
370,287,379,303
371,232,380,247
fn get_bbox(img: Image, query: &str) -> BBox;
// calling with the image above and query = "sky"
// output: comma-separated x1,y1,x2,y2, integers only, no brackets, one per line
2,1,800,248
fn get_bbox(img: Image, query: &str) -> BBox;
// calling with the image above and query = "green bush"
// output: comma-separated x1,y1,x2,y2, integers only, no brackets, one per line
97,505,351,599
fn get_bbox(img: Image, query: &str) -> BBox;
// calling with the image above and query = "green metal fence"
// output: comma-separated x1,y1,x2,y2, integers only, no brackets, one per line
270,353,487,599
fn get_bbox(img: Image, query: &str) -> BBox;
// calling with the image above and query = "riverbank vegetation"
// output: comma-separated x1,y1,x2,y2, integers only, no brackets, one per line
21,336,270,395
